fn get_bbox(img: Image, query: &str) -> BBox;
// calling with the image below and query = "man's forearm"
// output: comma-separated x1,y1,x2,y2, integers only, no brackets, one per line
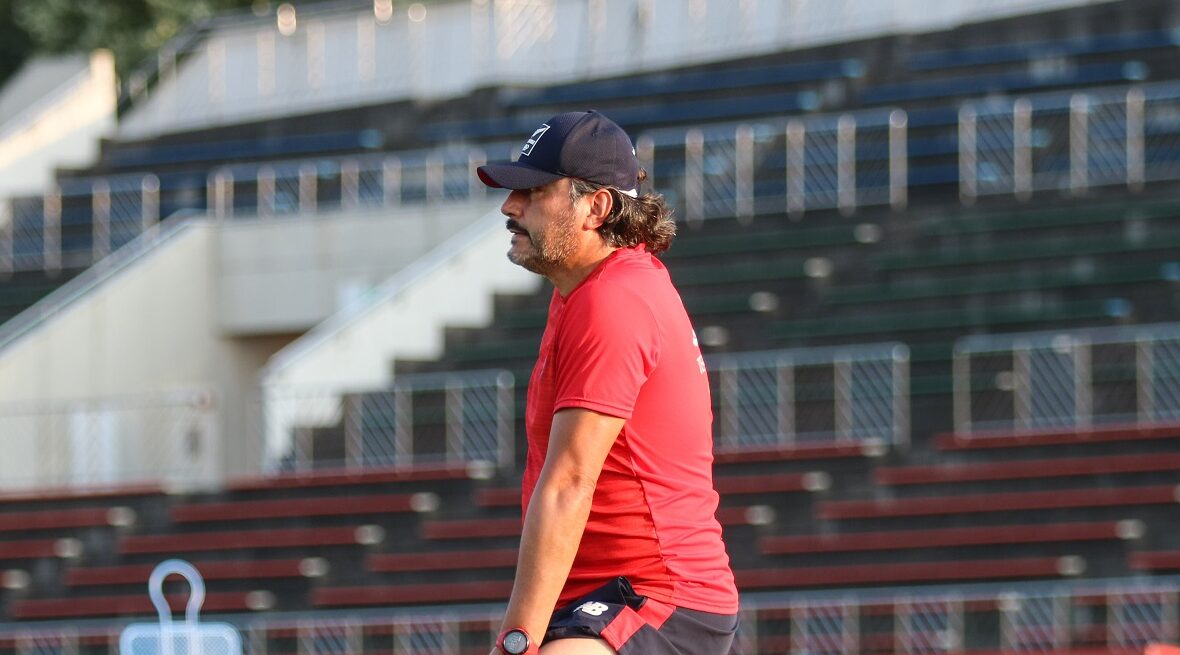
497,475,595,648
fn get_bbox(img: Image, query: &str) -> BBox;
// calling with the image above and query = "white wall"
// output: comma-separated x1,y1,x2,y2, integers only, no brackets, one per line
0,51,116,199
118,0,1117,139
0,220,285,489
217,200,501,335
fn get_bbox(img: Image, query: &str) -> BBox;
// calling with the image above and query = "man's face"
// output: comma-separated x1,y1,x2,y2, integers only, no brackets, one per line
502,178,581,276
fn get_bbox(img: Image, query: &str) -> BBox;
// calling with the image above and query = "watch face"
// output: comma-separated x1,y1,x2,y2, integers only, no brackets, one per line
502,630,529,654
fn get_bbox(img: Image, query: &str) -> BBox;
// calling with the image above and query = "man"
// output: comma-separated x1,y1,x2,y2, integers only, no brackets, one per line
477,110,740,655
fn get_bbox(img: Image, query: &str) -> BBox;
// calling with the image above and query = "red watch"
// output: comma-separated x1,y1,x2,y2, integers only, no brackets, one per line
496,627,538,655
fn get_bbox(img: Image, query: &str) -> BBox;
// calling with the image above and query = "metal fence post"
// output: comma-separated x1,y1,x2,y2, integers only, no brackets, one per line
837,114,856,215
1070,93,1090,195
394,384,412,466
497,371,515,469
636,135,655,189
786,119,805,219
952,345,971,436
889,110,908,211
426,154,444,204
1126,87,1146,192
834,357,851,442
92,179,112,262
777,359,795,448
208,169,233,219
1075,338,1092,430
0,198,12,277
894,345,911,450
684,129,704,224
735,125,754,223
959,105,977,205
341,160,360,210
382,157,402,207
469,149,487,200
1014,98,1033,201
257,166,275,217
299,163,318,214
43,187,61,274
142,174,160,230
344,394,362,468
1137,336,1153,424
1014,344,1031,431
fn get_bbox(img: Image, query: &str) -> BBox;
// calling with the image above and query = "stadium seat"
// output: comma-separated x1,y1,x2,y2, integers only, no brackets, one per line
875,451,1180,487
815,484,1179,520
734,555,1082,590
760,519,1138,555
119,524,383,555
170,492,431,524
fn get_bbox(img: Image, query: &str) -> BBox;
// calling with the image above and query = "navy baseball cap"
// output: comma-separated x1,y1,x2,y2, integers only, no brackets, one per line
477,110,641,197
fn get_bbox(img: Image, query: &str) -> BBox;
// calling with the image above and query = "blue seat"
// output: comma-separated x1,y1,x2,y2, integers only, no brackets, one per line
861,61,1147,105
505,58,862,108
908,29,1180,72
104,130,384,170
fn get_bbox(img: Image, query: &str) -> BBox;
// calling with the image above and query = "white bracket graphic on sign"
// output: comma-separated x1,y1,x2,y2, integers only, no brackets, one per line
119,559,243,655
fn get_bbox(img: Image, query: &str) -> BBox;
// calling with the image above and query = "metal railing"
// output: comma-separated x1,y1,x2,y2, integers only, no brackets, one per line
707,343,910,452
262,369,516,473
0,577,1176,655
8,78,1180,275
0,389,217,491
953,322,1180,436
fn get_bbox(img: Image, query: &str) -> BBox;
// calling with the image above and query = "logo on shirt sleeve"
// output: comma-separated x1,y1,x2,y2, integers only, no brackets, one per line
691,330,706,374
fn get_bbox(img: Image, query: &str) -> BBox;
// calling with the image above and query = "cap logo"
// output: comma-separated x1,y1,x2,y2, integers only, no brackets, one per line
521,124,550,157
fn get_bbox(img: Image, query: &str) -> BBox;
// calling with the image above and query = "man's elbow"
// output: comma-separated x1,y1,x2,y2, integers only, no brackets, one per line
542,469,598,507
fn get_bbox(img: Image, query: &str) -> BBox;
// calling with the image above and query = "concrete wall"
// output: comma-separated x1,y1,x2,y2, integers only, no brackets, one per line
217,200,501,335
0,220,262,489
0,51,116,199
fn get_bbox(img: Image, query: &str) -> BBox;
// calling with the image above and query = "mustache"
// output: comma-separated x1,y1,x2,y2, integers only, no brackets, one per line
506,219,529,235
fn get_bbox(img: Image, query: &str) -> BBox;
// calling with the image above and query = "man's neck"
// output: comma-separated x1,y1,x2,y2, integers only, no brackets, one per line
548,245,621,297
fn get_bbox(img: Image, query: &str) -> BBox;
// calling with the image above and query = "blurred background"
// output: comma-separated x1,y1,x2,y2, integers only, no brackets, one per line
0,0,1179,652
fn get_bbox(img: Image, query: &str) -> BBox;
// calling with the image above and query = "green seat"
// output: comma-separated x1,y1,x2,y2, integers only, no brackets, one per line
874,231,1180,272
919,198,1180,238
827,261,1173,305
773,298,1117,340
664,223,863,259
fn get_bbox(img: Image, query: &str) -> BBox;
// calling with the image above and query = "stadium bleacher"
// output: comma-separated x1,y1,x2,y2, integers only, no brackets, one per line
2,0,1180,654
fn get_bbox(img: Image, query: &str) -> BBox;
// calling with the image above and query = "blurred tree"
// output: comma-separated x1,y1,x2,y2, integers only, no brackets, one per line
0,0,35,88
0,0,451,91
10,0,260,84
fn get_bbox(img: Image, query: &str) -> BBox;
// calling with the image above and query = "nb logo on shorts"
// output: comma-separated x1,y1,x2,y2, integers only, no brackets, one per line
576,601,610,617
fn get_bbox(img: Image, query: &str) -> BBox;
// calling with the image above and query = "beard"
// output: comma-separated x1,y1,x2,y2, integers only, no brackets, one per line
507,208,580,276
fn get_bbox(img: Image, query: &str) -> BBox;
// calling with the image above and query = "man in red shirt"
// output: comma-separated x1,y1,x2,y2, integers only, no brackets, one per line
477,110,739,655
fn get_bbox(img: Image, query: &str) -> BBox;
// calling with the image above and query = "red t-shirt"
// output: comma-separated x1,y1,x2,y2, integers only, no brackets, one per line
522,245,739,615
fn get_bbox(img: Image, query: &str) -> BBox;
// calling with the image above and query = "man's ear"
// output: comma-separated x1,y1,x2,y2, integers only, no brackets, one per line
583,188,614,229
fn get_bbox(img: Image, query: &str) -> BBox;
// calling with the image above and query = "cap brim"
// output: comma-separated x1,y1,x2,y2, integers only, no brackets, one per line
477,161,565,190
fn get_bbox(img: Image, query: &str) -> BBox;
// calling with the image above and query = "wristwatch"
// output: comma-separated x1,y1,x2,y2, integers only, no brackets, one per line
496,627,537,655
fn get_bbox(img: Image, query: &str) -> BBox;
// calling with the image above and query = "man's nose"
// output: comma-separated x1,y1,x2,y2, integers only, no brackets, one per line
501,190,525,217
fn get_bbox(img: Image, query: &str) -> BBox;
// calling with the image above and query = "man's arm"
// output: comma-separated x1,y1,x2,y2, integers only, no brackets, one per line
492,407,625,653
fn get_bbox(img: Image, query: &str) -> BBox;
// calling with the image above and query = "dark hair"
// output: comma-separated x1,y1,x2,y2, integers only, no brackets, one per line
569,171,677,255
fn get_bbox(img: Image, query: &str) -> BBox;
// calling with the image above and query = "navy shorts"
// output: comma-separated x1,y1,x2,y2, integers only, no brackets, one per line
545,577,739,655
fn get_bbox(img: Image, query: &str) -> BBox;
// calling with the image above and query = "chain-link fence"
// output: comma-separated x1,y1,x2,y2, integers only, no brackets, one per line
262,370,515,473
708,343,909,452
2,578,1180,655
0,390,217,491
953,322,1180,436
